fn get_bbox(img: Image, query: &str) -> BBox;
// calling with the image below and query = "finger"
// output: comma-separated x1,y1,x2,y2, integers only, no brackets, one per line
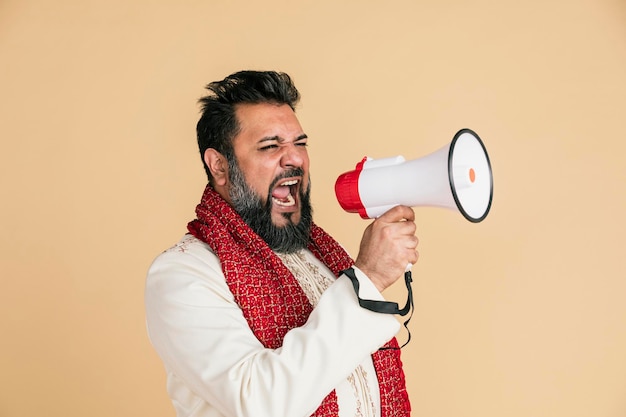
378,205,415,223
405,235,419,249
399,219,417,236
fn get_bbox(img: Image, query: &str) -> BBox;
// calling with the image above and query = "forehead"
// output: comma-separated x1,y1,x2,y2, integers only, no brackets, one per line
234,102,303,142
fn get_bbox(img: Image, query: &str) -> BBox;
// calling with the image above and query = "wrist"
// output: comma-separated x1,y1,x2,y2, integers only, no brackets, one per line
344,266,385,296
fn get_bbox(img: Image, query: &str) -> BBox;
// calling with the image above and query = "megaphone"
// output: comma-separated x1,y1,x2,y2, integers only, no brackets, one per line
335,128,493,222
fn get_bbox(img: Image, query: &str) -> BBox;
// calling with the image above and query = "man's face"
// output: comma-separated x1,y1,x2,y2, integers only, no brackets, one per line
230,102,310,227
225,102,312,252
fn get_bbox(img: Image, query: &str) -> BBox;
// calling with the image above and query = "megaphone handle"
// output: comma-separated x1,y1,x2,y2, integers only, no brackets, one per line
341,267,414,349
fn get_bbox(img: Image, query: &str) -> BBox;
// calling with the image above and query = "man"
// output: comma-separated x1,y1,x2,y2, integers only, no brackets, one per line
145,70,419,417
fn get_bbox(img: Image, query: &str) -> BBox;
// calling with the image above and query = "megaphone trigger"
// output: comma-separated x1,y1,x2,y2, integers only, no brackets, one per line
334,128,493,222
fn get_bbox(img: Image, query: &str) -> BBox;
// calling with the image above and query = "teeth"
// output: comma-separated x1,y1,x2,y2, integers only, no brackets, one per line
280,179,298,186
272,194,295,207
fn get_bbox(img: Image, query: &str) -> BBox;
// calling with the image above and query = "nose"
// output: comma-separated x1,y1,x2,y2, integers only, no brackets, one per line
280,143,306,168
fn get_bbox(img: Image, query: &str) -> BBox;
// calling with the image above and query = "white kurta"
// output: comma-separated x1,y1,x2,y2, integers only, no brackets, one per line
145,234,400,417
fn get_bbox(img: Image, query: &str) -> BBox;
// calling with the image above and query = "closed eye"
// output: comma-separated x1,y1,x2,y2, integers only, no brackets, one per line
258,134,308,151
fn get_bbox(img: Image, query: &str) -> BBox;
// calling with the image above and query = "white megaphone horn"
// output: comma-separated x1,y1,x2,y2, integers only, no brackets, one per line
335,128,493,222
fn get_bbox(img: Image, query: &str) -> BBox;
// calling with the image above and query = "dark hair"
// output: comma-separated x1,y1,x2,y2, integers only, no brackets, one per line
196,70,301,182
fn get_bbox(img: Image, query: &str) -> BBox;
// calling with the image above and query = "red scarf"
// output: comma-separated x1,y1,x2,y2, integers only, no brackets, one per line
187,184,410,416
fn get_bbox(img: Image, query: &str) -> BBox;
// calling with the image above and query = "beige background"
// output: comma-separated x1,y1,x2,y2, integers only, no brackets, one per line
1,0,625,416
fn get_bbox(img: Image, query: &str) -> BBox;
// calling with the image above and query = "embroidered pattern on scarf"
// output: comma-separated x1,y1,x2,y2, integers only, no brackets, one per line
187,184,411,417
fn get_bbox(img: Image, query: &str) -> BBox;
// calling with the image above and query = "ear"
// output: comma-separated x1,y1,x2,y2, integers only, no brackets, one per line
203,148,228,186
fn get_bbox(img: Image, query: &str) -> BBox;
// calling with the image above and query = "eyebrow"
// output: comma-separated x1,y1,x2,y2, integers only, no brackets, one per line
258,133,308,144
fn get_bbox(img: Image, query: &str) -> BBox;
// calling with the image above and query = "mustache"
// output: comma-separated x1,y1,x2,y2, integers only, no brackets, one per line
268,167,305,192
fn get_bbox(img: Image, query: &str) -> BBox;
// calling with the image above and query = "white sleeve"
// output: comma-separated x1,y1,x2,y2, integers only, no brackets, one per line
145,242,400,417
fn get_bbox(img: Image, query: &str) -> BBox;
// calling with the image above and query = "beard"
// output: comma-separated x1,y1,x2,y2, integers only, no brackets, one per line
227,160,313,254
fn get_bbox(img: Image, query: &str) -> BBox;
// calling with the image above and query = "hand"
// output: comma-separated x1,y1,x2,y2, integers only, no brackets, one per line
354,205,419,293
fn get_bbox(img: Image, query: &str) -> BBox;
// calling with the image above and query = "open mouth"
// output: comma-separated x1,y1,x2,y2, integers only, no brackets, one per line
271,179,299,207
